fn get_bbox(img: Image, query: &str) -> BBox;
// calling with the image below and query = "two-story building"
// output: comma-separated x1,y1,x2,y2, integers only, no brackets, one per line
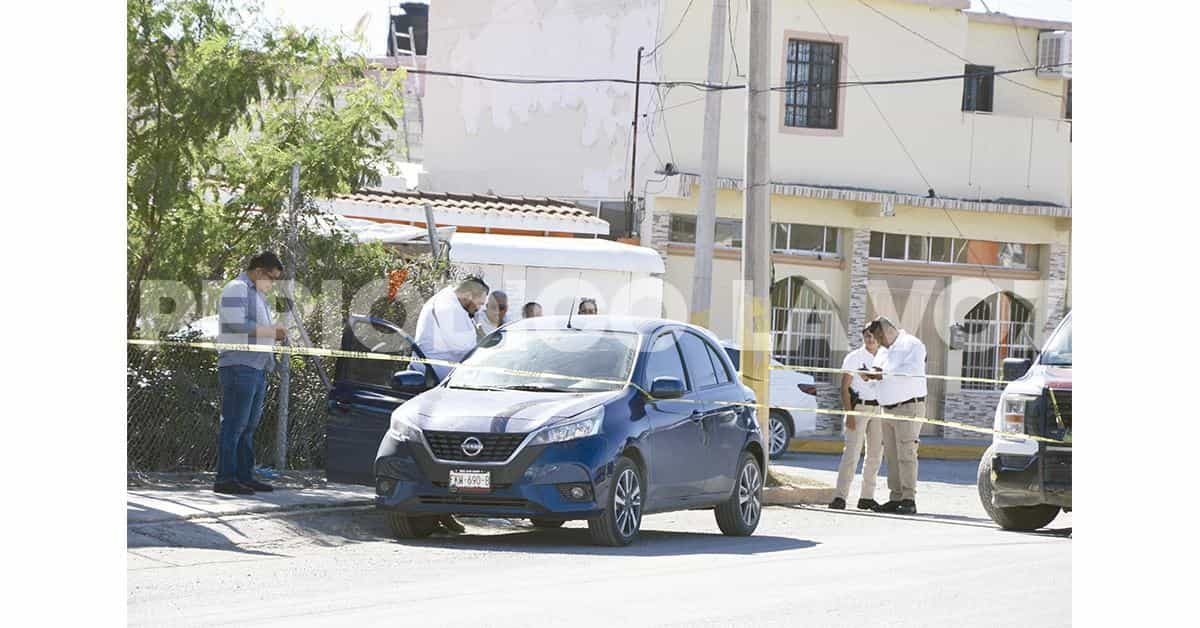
419,0,1072,438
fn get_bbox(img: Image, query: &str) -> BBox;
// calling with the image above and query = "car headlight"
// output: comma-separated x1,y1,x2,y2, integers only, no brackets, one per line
997,393,1037,438
530,407,604,446
387,413,423,443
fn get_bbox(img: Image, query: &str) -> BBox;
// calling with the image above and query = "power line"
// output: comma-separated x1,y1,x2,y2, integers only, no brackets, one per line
727,0,742,78
644,0,697,60
854,0,1063,101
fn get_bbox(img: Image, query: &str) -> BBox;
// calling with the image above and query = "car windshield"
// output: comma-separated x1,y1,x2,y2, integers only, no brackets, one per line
448,330,639,393
1039,315,1072,366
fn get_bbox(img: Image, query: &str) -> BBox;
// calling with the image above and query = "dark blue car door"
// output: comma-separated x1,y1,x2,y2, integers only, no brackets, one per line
325,316,433,485
674,331,742,499
642,329,711,509
699,339,746,496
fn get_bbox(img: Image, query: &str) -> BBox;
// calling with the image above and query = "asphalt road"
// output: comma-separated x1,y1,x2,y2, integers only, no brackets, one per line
128,455,1071,627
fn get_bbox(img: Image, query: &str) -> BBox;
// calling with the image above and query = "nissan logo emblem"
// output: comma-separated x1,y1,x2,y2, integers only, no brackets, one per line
461,437,484,457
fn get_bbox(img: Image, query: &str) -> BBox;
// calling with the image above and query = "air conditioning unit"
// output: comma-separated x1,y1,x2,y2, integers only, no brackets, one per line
1036,30,1072,79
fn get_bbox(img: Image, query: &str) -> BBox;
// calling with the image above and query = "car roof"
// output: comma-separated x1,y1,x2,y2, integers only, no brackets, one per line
503,315,717,340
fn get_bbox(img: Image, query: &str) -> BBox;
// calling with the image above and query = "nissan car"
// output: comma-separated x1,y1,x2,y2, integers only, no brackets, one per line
325,315,767,546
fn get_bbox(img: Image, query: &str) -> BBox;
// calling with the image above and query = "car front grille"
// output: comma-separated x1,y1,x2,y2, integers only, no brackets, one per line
422,430,528,462
1043,449,1072,486
1042,388,1071,438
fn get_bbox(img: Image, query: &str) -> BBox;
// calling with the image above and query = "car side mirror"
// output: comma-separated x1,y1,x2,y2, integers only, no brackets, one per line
392,370,431,395
649,376,685,399
1001,357,1032,382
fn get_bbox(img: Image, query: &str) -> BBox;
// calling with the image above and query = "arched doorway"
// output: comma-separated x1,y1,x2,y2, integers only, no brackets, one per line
770,276,835,381
961,291,1036,390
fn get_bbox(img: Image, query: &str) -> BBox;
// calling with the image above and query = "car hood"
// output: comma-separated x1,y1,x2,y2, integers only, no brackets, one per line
398,385,629,433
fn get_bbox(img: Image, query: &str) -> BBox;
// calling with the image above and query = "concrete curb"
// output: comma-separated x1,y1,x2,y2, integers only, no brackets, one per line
127,486,376,527
764,466,836,506
788,438,987,461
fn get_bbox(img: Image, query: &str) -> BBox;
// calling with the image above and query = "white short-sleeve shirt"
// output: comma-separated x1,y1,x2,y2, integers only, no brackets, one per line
872,330,928,406
841,346,883,401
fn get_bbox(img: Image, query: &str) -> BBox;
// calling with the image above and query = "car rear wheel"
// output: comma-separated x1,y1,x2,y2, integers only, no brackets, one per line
529,518,566,528
587,456,643,546
977,451,1060,531
715,451,763,536
386,512,439,539
768,411,792,460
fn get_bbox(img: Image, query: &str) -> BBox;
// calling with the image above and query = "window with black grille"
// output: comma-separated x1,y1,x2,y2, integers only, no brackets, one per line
784,39,840,129
962,64,995,112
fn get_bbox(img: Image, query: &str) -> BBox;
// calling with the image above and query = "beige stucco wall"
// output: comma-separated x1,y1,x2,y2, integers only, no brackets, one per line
965,19,1068,119
654,0,1071,205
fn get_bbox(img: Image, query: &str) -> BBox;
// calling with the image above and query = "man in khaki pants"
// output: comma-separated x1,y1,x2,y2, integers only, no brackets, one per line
863,317,928,515
829,327,886,510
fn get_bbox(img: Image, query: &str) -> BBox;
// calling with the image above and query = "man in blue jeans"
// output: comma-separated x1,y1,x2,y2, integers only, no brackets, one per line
214,251,287,495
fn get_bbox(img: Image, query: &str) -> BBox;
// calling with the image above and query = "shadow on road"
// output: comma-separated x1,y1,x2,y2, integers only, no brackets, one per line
782,504,1072,538
395,525,819,557
777,454,979,486
127,502,282,557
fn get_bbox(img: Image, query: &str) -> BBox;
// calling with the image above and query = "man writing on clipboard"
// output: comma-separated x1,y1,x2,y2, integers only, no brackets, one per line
861,316,928,515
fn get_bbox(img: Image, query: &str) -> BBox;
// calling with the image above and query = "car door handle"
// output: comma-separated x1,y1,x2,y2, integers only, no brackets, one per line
690,410,705,421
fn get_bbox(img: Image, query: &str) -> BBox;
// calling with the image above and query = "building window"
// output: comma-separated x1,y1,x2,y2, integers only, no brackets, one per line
668,214,743,248
960,292,1037,390
962,64,995,112
784,39,840,129
772,223,840,256
869,232,1037,270
770,276,835,382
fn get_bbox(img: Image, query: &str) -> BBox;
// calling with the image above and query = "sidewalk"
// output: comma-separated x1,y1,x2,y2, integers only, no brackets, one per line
789,436,989,460
127,484,375,526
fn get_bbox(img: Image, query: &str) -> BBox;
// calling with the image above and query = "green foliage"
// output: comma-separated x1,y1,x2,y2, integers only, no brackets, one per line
127,0,407,335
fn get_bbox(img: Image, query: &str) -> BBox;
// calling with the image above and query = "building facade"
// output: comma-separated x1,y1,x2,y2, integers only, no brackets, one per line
418,0,1072,438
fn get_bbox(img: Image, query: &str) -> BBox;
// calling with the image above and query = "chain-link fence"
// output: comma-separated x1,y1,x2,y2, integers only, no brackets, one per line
127,337,331,474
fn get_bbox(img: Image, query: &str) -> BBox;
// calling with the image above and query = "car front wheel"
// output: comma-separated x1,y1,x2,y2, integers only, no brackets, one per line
715,451,763,536
768,411,792,460
587,456,643,546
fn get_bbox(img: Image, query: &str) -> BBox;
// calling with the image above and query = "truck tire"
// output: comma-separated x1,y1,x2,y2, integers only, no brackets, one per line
387,512,439,539
977,452,1060,531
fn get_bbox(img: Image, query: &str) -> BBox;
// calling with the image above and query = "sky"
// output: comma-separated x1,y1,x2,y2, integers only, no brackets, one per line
257,0,429,56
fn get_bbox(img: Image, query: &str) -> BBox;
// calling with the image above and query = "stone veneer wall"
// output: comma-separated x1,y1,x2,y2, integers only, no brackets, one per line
811,383,844,435
1043,240,1070,336
942,390,1003,441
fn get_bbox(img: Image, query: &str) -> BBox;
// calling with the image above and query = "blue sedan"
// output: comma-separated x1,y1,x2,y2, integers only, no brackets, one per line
327,315,766,546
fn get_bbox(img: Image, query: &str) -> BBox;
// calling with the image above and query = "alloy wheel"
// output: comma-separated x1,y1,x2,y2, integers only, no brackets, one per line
738,461,762,526
613,468,642,538
769,417,789,457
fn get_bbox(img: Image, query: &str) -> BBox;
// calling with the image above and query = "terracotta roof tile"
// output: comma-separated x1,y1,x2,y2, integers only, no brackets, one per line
335,189,600,222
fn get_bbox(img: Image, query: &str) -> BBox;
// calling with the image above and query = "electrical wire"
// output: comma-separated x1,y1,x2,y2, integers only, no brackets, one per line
727,0,743,79
644,0,697,60
854,0,1063,101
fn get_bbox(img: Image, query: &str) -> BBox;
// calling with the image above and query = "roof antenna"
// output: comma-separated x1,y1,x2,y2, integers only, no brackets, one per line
566,270,583,330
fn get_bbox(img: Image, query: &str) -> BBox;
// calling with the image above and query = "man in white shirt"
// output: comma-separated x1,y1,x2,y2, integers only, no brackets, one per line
476,290,509,335
829,327,886,511
863,316,928,515
411,277,489,382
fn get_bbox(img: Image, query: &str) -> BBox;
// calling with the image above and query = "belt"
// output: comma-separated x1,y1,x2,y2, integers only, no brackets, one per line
883,396,925,411
858,400,879,407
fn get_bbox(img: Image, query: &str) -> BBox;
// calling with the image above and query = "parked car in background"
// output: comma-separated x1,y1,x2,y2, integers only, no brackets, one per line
721,343,818,460
326,315,767,546
977,311,1072,531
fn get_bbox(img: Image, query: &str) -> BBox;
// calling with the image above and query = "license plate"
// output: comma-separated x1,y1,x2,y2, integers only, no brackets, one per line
448,469,491,493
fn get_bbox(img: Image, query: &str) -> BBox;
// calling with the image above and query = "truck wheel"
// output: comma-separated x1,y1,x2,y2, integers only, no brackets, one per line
768,411,793,460
587,456,643,546
387,512,439,539
715,451,763,536
529,518,566,528
977,453,1060,531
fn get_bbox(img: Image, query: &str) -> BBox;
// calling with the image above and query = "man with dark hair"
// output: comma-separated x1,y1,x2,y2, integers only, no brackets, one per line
522,301,543,319
862,316,928,515
213,251,287,495
830,326,886,511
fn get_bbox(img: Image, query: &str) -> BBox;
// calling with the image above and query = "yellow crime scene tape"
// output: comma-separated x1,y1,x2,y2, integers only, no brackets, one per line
127,339,1070,445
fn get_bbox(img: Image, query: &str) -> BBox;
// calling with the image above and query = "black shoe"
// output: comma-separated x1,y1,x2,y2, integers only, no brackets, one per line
213,481,254,495
828,497,846,510
896,499,917,515
440,515,466,534
242,479,274,492
873,500,903,513
857,498,880,511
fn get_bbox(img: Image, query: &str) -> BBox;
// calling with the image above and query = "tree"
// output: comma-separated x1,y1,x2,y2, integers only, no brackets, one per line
127,0,405,336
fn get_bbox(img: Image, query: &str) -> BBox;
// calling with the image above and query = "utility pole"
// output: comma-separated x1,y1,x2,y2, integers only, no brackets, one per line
741,0,772,440
689,0,728,330
276,163,300,471
627,45,645,240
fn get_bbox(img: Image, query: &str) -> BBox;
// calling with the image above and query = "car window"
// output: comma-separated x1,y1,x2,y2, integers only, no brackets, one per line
724,347,740,370
707,343,731,384
336,318,416,388
678,332,719,390
643,332,687,389
448,330,638,392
